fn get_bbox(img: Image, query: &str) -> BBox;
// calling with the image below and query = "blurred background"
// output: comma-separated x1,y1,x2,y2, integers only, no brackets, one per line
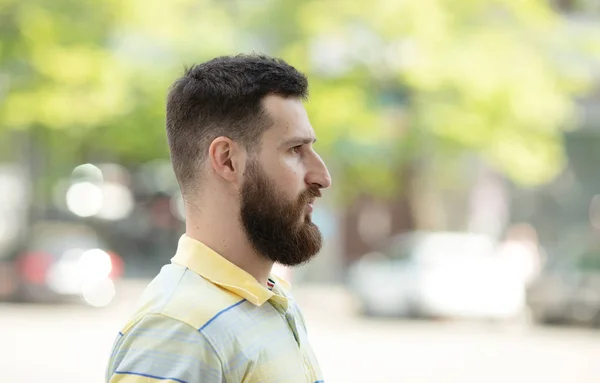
1,0,600,382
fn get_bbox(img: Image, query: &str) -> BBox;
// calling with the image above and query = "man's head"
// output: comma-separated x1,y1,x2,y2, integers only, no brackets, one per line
166,54,331,266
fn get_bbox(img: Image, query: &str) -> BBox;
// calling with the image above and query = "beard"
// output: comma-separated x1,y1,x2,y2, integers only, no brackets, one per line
239,159,323,267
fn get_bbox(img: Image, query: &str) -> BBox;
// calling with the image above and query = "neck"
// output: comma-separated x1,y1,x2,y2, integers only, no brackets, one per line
184,201,274,286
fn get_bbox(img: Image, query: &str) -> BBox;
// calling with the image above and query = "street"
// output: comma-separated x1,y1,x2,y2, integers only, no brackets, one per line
1,281,599,383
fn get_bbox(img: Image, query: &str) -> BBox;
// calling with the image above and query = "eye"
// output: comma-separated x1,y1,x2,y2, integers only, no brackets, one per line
291,145,303,155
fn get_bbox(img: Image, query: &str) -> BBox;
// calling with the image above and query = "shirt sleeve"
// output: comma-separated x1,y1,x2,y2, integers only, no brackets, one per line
107,313,223,383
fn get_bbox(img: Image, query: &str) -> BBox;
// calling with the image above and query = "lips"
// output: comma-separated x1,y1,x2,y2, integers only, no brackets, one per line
302,191,318,215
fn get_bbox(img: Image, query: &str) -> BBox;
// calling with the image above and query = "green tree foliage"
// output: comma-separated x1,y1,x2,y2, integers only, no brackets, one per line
240,0,600,197
0,0,126,132
2,0,599,203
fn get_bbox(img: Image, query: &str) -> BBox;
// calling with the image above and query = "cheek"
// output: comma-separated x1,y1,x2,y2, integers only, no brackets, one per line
277,160,306,198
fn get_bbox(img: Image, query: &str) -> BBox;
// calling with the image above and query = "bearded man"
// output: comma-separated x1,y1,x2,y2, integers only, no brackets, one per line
106,54,331,383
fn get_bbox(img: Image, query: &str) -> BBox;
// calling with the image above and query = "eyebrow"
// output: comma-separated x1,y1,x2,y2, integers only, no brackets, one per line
281,137,317,148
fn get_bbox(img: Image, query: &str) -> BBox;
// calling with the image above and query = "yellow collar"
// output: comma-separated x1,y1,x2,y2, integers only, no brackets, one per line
171,235,291,307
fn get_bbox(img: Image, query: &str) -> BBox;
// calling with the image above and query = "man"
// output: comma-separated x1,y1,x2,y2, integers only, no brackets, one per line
106,54,331,383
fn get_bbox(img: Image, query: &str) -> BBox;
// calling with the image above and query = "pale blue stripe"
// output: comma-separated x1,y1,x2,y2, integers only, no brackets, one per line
199,299,246,331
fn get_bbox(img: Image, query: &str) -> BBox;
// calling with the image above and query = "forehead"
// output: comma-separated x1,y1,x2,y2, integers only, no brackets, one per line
260,95,315,143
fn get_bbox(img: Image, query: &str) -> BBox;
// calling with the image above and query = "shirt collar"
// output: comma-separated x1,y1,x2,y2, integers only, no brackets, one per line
171,234,291,306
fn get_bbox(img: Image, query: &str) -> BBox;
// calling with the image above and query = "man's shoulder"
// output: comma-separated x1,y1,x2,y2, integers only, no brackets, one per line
124,264,246,333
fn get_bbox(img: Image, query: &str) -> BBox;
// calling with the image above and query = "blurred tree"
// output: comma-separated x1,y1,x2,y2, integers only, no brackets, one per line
0,0,130,210
240,0,599,188
0,0,239,207
233,0,600,231
0,0,127,135
2,0,600,226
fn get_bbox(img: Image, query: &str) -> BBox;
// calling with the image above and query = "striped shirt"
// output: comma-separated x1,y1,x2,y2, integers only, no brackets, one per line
106,234,324,383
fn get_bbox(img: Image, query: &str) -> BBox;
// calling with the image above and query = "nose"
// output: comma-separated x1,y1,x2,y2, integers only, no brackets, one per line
305,152,332,190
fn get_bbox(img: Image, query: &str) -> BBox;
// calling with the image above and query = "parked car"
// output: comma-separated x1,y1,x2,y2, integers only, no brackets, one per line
347,231,527,321
526,247,600,327
0,220,124,307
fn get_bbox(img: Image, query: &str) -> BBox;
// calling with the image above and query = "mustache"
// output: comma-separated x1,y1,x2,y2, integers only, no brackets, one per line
299,185,322,204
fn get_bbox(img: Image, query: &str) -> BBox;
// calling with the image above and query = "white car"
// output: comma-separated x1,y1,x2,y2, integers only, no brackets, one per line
347,232,527,320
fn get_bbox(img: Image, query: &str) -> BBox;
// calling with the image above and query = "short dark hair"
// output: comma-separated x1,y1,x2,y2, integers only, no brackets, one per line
165,54,309,196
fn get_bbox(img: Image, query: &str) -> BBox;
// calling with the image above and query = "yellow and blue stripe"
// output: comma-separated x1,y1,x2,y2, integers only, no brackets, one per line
106,235,324,383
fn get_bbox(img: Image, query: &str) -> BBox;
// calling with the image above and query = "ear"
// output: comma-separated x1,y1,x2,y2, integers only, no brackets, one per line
208,136,246,184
